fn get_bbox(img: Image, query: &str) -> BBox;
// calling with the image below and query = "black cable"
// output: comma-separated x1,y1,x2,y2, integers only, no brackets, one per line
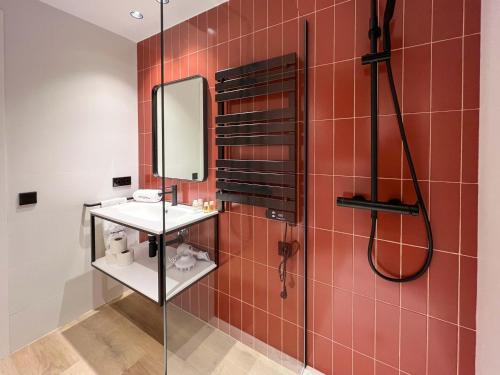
367,0,433,283
278,223,300,298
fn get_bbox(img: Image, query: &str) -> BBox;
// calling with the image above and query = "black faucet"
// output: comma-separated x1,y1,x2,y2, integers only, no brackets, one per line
160,184,178,206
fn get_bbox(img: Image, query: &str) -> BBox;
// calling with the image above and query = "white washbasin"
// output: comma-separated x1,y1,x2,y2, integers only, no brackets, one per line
90,201,217,234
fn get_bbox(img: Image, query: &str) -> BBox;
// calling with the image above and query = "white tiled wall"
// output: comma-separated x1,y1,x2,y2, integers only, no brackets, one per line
0,9,9,359
0,0,138,353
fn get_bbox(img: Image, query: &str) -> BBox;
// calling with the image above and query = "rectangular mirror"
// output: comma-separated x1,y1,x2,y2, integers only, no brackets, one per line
152,75,208,181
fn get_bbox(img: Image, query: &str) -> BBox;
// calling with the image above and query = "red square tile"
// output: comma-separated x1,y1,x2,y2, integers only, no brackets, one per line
378,116,402,179
283,19,299,55
316,6,335,65
401,309,427,375
254,263,268,310
428,318,458,375
464,34,480,110
334,60,354,118
353,294,375,356
268,0,283,26
315,64,334,120
268,314,282,351
314,120,334,175
298,0,315,16
334,118,354,175
253,217,268,264
459,327,476,375
404,0,432,46
431,111,462,182
401,245,429,314
375,302,399,367
254,0,268,30
282,321,298,359
461,184,478,257
267,221,284,269
433,0,464,41
314,281,332,339
229,255,242,299
462,110,479,183
314,175,333,230
229,297,242,330
431,182,461,252
353,235,375,298
376,362,398,375
403,45,431,113
429,251,459,323
317,0,334,10
314,334,332,375
241,302,254,336
228,0,241,40
333,232,353,289
219,292,230,324
402,113,430,180
179,22,189,57
432,39,463,111
375,240,401,305
353,352,374,375
241,0,253,35
459,256,477,329
268,25,283,59
314,228,333,284
217,3,229,44
354,118,370,177
332,287,352,346
334,0,355,61
229,213,242,255
254,308,267,343
465,0,481,35
241,259,254,305
332,342,352,374
207,8,218,47
218,252,230,294
354,60,370,117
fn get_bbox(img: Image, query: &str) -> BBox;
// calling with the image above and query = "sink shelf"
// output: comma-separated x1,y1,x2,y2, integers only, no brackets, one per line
88,201,219,305
92,242,217,303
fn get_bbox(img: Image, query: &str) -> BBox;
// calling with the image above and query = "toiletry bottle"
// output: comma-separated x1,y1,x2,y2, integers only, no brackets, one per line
203,202,209,213
209,201,215,212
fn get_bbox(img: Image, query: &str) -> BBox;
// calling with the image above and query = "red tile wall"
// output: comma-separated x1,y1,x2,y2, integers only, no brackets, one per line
137,0,480,374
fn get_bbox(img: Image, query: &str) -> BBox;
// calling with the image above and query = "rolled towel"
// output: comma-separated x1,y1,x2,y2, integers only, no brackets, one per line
133,189,162,203
100,197,127,250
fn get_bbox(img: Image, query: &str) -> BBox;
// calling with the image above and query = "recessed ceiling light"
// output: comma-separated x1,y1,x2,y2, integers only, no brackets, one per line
130,10,144,19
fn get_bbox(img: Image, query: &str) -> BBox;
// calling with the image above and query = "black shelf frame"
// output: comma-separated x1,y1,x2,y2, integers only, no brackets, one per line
89,212,219,306
215,53,299,223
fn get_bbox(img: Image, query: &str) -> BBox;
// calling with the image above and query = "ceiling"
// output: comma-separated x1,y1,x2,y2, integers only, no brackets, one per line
38,0,228,43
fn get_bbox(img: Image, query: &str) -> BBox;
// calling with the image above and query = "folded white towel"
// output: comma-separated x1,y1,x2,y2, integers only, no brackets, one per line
133,189,161,203
100,197,127,250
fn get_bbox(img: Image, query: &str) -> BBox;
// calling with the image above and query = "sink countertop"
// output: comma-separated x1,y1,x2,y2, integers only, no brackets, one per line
90,201,218,234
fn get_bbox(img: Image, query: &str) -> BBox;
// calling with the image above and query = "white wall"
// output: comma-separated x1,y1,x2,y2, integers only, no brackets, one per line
477,0,500,373
0,0,138,353
0,9,10,359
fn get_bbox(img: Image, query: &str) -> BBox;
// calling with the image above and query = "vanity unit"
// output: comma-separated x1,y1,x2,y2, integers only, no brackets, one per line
89,201,218,305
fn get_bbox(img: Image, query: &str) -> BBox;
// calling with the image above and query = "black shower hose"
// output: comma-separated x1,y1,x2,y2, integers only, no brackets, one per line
367,0,434,283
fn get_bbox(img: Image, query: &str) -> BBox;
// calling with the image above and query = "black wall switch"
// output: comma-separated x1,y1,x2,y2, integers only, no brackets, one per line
113,176,132,187
19,192,37,206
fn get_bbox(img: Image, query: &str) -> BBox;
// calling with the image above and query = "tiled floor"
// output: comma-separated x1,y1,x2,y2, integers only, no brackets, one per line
0,293,298,375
